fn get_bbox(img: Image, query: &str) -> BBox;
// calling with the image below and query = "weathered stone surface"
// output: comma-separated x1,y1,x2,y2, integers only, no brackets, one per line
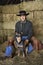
34,11,43,20
27,12,34,22
0,6,2,13
0,13,3,22
33,19,43,40
2,1,43,14
2,5,20,14
36,0,43,1
33,11,43,37
3,14,19,29
3,14,20,22
3,22,15,29
0,22,3,29
22,1,43,11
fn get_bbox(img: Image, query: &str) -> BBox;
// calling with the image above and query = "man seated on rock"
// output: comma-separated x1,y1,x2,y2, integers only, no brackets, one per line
14,10,41,57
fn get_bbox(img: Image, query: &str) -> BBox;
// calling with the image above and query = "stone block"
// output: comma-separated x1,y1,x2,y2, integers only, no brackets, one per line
27,11,34,22
0,13,3,22
3,14,20,22
36,0,43,2
0,6,2,13
3,22,14,29
34,11,43,20
2,5,20,14
0,22,3,29
33,19,43,40
3,13,20,29
22,1,43,11
2,1,43,14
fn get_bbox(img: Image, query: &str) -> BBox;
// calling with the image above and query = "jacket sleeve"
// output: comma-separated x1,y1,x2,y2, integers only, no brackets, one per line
15,22,19,33
28,22,33,40
14,22,19,40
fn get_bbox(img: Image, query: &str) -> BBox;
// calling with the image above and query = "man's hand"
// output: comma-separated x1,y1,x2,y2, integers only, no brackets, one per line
24,39,29,45
25,39,29,43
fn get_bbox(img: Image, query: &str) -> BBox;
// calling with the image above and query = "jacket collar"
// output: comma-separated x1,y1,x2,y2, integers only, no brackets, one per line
20,20,27,23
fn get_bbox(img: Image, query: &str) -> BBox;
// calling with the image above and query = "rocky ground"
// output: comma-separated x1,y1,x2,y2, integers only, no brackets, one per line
0,44,43,65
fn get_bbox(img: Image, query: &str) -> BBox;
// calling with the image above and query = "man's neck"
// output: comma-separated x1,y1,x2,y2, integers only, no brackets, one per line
20,20,26,23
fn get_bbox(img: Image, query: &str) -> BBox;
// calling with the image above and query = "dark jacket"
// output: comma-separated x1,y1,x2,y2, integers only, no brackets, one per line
15,20,33,40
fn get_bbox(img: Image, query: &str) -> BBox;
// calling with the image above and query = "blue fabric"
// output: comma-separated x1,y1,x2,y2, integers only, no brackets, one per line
5,46,13,57
22,36,28,41
28,43,33,53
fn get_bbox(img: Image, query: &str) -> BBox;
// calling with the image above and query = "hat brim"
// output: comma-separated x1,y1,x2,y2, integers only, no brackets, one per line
17,13,29,16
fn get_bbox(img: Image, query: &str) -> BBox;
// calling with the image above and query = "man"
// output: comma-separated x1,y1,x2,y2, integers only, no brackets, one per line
14,10,40,57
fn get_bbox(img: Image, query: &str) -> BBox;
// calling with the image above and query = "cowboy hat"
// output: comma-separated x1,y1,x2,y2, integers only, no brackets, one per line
17,10,29,16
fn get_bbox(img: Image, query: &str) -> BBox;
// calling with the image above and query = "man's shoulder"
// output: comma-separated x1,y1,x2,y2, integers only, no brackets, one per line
26,20,32,24
16,21,20,25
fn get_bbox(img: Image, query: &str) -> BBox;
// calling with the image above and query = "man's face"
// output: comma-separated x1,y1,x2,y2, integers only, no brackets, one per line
20,15,26,21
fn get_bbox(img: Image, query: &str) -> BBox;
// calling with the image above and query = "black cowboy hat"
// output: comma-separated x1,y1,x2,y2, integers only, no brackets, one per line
17,10,29,16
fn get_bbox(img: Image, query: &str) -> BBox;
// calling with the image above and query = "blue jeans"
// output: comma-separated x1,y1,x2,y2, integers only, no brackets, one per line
21,36,28,41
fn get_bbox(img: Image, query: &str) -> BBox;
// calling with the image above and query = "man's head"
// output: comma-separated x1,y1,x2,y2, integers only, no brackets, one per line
20,15,26,21
17,10,29,21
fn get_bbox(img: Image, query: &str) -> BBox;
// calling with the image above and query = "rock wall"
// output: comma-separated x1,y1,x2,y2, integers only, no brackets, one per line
0,0,43,41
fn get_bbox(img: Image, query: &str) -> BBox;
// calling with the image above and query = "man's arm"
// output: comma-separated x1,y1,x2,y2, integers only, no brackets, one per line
15,22,19,33
15,23,20,36
14,22,21,42
28,22,33,40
